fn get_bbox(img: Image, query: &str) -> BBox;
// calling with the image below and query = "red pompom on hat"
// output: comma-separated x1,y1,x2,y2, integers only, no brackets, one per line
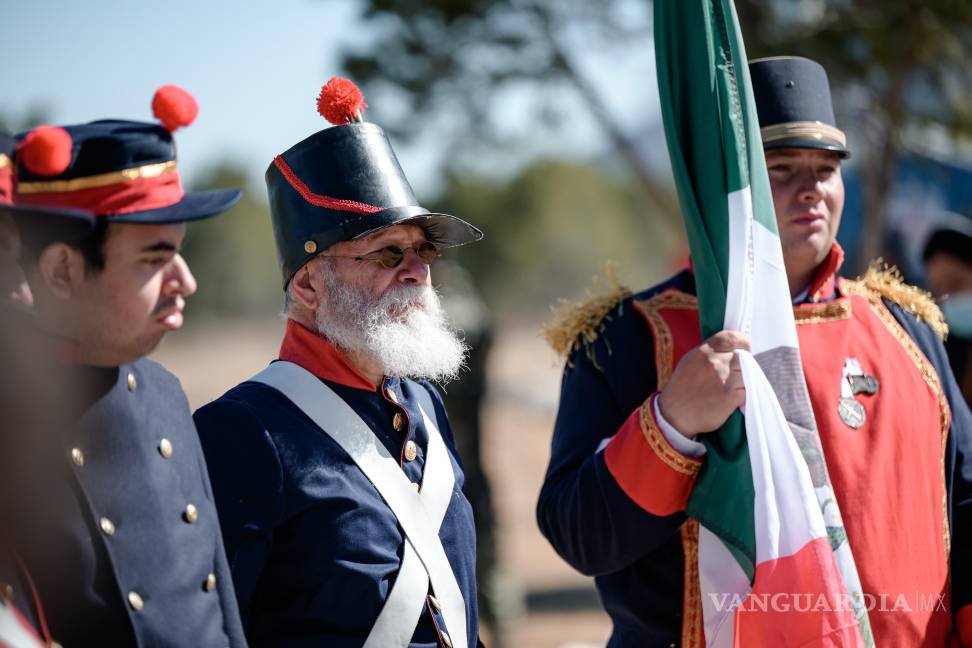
152,84,199,132
19,125,73,177
317,77,368,125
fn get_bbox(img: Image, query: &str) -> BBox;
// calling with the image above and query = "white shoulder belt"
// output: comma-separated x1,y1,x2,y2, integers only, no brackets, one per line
249,361,468,648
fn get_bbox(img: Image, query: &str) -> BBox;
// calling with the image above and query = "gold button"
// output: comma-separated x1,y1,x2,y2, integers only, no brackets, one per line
159,438,173,458
128,591,144,611
1,583,12,600
70,447,85,466
411,481,420,492
127,372,137,392
404,440,417,462
392,412,405,432
441,632,452,648
184,504,199,524
429,594,443,611
99,517,115,536
204,573,216,592
385,387,398,404
304,240,317,254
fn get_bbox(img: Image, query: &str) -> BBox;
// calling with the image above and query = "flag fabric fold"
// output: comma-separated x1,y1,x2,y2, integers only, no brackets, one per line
653,0,873,645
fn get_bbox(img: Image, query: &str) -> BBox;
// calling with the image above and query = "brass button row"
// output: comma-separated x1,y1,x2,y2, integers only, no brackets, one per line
70,437,172,470
404,440,418,462
128,590,143,611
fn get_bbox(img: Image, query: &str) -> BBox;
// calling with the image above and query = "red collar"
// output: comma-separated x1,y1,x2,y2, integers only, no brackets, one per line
805,242,844,302
278,319,377,391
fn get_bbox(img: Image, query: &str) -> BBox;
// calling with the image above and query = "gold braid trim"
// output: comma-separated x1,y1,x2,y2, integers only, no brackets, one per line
842,277,952,560
542,262,632,363
680,519,703,648
639,397,702,475
793,299,852,324
853,262,948,340
632,291,698,387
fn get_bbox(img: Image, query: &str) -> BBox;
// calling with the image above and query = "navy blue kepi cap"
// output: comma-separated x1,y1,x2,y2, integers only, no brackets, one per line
749,56,850,158
1,130,95,252
13,120,241,223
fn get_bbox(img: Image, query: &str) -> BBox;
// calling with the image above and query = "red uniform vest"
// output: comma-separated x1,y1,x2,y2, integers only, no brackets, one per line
633,276,953,647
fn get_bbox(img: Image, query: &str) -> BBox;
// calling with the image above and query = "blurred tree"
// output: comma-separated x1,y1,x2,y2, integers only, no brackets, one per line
182,166,280,318
340,0,680,228
433,159,682,315
736,0,972,269
0,104,53,135
340,0,971,272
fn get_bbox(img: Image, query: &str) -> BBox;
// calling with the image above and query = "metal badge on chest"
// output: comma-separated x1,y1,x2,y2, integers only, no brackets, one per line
838,358,880,429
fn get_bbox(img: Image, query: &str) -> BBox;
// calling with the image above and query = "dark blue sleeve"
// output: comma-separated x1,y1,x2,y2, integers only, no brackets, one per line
886,300,972,610
536,304,687,577
194,396,285,622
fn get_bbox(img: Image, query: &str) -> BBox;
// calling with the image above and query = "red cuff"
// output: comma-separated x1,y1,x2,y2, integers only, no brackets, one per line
603,393,702,516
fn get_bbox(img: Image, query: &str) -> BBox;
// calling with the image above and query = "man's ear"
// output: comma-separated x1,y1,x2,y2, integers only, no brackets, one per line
36,242,85,300
289,261,323,312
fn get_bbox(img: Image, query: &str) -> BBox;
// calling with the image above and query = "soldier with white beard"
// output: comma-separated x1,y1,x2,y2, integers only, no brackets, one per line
193,78,485,648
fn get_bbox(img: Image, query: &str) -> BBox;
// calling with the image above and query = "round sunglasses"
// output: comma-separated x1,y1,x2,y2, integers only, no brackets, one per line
321,241,441,269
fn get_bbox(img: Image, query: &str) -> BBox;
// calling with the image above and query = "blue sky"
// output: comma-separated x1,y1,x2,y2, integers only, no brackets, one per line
1,0,661,197
1,0,365,193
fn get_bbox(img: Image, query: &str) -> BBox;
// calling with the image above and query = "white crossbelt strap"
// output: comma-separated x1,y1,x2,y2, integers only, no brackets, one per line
249,361,468,648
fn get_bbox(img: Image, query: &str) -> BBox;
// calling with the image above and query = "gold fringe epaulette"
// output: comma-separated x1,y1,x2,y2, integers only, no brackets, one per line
542,262,632,363
853,261,948,340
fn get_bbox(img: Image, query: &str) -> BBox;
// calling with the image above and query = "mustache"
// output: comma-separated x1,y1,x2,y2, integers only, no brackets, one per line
152,296,184,317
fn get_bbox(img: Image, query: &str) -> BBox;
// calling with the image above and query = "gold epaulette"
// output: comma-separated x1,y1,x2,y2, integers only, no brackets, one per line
851,261,948,340
542,262,632,363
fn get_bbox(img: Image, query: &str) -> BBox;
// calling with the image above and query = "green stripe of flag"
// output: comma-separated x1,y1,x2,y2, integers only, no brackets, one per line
654,0,778,579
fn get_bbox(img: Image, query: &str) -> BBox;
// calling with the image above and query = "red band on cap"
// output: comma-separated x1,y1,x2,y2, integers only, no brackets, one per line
273,155,382,215
0,167,12,205
14,173,184,216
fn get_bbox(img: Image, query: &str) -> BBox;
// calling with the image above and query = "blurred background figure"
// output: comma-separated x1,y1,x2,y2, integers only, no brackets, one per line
924,216,972,404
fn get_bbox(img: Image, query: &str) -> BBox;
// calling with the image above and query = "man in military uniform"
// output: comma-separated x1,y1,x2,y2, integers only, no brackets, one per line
0,86,247,647
0,132,32,306
193,78,485,648
0,130,96,648
538,57,972,647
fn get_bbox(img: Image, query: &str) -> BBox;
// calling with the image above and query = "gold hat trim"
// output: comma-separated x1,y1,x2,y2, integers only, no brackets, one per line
16,160,178,194
761,121,846,148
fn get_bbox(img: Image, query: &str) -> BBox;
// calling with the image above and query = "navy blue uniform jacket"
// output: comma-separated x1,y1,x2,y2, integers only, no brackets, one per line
193,321,482,648
1,356,246,648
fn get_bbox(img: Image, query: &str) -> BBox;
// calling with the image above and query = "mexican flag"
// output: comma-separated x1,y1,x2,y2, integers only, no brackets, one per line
653,0,873,645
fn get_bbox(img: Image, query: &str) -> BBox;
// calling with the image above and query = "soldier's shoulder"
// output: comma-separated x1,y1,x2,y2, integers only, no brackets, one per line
842,263,947,340
542,265,694,364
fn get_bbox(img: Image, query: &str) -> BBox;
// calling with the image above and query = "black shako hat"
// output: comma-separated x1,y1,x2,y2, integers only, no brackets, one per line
266,77,483,288
11,85,241,225
749,56,850,158
1,130,95,251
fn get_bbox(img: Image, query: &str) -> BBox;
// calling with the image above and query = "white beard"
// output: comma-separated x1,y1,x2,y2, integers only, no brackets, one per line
314,264,468,383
